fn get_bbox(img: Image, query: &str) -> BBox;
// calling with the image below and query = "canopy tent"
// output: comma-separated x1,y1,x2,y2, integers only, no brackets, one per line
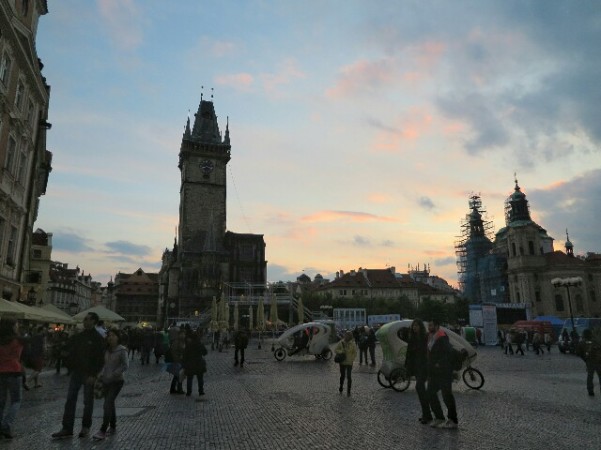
40,303,75,324
73,305,125,323
0,300,75,324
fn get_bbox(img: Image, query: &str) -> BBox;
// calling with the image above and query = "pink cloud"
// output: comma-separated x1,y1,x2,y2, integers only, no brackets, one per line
325,58,397,99
371,108,434,153
301,210,396,223
214,73,254,91
368,193,392,204
260,59,306,97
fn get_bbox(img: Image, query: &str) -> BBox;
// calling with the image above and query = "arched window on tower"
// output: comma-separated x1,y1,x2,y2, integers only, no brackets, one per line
511,242,516,257
528,241,535,255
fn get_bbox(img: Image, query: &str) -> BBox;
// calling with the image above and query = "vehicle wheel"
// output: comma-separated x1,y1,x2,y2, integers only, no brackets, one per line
390,368,410,392
274,347,286,361
462,367,484,390
377,370,391,388
321,348,332,360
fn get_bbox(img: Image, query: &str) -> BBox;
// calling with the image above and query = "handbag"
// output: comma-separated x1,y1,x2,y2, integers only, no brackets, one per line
334,342,346,363
93,378,105,399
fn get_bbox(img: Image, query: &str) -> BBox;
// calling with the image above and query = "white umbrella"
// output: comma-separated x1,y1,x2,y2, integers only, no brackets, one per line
233,302,239,331
270,294,279,351
297,297,305,325
248,305,254,330
73,305,125,322
256,297,265,349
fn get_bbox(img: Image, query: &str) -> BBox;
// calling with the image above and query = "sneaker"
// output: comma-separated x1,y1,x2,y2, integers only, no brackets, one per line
78,427,90,438
92,431,106,441
52,429,73,439
440,419,458,429
430,419,445,428
106,427,116,436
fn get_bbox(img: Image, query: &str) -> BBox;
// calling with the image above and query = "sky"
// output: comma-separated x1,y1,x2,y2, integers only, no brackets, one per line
35,0,601,287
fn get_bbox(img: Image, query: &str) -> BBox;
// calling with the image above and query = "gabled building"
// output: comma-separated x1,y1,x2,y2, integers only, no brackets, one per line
46,262,93,314
114,268,159,326
21,227,51,304
0,1,52,302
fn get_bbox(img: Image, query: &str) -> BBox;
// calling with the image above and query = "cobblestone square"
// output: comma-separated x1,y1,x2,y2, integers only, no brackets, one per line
10,341,601,449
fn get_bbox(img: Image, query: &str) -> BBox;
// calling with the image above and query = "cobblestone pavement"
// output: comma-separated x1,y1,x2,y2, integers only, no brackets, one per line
7,341,601,449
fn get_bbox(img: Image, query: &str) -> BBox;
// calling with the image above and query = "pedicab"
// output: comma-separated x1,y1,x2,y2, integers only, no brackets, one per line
273,321,337,361
375,320,485,391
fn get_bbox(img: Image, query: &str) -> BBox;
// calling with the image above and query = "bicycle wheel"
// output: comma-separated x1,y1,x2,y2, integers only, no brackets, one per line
274,347,286,361
390,368,411,392
377,370,391,388
462,367,484,390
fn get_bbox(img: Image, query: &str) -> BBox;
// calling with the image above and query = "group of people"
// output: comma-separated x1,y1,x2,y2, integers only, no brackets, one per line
333,319,459,430
163,325,208,396
354,325,377,366
498,328,552,356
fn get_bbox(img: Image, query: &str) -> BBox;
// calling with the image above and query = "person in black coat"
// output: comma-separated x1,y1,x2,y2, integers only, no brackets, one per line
405,319,431,424
426,319,458,429
182,331,208,396
52,313,106,439
367,328,377,366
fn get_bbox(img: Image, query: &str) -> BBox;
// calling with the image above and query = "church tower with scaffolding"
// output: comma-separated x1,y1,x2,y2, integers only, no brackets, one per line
455,194,507,303
159,96,267,321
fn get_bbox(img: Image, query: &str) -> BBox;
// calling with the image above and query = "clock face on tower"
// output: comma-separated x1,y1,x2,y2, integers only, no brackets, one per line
200,159,214,177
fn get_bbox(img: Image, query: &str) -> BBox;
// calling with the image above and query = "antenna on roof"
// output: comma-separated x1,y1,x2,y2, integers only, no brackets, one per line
211,87,214,100
201,85,204,101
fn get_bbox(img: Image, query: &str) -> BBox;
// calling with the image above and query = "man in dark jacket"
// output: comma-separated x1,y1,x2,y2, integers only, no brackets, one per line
576,328,601,396
426,319,458,429
52,312,105,439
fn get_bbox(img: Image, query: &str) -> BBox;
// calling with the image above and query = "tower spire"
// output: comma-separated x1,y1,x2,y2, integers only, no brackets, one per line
565,228,574,257
224,116,230,145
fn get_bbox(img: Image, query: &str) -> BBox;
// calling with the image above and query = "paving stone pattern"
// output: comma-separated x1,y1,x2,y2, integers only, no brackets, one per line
9,341,601,449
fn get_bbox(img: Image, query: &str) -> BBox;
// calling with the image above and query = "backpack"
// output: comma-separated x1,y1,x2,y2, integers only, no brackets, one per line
450,347,466,371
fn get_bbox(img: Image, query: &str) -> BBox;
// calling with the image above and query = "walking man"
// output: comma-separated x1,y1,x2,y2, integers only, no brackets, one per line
52,313,105,439
576,329,601,396
233,328,249,368
426,319,458,429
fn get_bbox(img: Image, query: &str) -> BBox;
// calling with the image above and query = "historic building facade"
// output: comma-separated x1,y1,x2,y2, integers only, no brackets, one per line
494,181,601,318
0,0,52,302
159,98,266,322
114,268,159,326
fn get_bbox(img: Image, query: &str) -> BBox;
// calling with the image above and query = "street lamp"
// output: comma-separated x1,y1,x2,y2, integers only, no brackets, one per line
551,276,583,334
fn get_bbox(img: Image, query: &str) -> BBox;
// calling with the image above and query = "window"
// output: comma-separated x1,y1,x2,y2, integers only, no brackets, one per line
0,53,11,85
591,291,597,302
528,241,535,255
27,99,36,128
6,226,17,266
535,291,541,302
339,290,347,296
16,150,27,183
15,81,25,110
511,242,516,257
555,294,564,312
32,249,41,258
4,136,16,173
575,294,583,312
0,218,4,256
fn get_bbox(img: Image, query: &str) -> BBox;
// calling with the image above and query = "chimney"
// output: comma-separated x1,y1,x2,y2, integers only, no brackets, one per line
340,270,344,276
389,266,396,274
336,271,339,279
350,270,356,276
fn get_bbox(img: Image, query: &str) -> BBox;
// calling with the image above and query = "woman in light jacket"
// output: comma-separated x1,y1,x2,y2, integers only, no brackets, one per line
335,331,357,396
93,329,128,441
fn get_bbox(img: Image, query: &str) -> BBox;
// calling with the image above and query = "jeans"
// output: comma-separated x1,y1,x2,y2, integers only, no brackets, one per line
186,374,204,394
339,364,352,393
427,373,457,423
0,374,21,432
359,348,368,364
587,363,601,394
234,348,245,365
415,372,431,420
368,346,376,365
101,380,124,431
62,371,95,432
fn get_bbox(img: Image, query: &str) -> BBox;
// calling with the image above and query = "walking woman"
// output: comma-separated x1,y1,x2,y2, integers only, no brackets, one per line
93,329,128,441
405,319,432,424
335,331,357,396
0,319,24,439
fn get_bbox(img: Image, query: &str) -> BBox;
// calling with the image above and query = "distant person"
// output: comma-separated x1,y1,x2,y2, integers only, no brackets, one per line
183,331,207,396
504,331,514,356
167,330,185,394
367,328,377,366
514,330,525,356
544,332,552,352
335,331,357,396
233,329,249,367
26,326,46,388
52,312,105,439
532,332,544,355
93,329,128,441
576,329,601,397
0,319,25,439
405,319,431,425
358,329,369,365
426,319,458,429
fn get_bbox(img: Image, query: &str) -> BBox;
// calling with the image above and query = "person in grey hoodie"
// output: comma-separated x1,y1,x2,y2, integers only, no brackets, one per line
93,329,128,441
